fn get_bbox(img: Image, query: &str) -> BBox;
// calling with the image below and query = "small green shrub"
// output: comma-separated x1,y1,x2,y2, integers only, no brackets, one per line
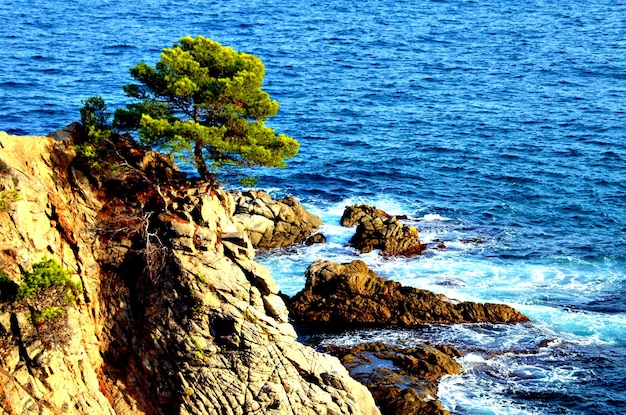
33,306,67,324
18,258,81,301
80,96,109,131
76,96,114,170
0,189,20,212
15,259,81,345
18,258,81,327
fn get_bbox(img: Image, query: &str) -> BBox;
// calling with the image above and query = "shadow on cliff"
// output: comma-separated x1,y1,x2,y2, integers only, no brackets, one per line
66,124,205,413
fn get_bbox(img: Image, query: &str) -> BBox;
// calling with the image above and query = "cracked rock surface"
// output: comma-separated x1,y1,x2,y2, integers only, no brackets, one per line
0,130,379,415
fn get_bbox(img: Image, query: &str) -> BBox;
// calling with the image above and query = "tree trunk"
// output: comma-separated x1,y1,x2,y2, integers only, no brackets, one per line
194,141,211,181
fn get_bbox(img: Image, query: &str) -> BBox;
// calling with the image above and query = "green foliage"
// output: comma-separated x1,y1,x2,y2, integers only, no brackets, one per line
0,189,20,212
80,96,110,130
114,35,299,180
18,258,81,329
238,176,259,188
18,258,80,301
77,96,114,170
33,306,67,324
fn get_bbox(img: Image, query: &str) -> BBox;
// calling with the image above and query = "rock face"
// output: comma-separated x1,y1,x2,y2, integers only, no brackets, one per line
340,205,392,228
232,191,322,249
289,259,530,328
341,205,424,257
0,131,379,415
325,342,463,415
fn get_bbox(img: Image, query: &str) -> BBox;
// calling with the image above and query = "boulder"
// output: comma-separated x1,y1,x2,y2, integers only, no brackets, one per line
289,259,530,328
233,191,322,249
340,204,392,227
305,233,327,246
341,204,424,256
47,121,81,141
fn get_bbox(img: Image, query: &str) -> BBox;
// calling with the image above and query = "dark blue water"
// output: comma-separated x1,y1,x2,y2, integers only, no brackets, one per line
1,1,625,413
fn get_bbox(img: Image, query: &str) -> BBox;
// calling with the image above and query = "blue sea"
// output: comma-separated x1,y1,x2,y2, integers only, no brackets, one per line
1,1,625,413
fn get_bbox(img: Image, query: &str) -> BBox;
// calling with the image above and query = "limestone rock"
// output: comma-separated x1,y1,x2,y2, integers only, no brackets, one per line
289,259,530,328
341,204,424,256
233,191,322,249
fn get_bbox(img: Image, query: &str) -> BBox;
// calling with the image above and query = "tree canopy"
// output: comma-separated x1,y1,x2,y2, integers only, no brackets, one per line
114,35,299,181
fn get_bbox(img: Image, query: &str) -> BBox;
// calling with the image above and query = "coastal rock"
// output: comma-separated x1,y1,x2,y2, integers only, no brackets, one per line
341,204,424,256
325,342,463,415
305,233,327,246
232,190,322,249
289,259,530,328
340,204,392,227
0,130,380,415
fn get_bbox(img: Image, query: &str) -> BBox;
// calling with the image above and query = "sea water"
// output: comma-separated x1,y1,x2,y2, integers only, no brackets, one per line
1,0,625,413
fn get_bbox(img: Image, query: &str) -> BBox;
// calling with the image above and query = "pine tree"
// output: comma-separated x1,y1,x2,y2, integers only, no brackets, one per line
114,36,299,181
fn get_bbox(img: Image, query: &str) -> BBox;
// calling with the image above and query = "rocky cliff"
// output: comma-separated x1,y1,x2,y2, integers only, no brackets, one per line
0,131,379,415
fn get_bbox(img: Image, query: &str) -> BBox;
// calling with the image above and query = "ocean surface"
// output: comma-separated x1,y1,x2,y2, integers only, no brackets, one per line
1,0,625,413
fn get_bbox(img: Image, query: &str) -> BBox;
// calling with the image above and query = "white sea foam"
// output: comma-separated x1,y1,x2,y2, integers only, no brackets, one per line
439,344,586,415
421,213,451,222
463,353,487,363
439,373,537,415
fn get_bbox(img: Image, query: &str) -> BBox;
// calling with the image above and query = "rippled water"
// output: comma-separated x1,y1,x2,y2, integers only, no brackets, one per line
1,0,625,413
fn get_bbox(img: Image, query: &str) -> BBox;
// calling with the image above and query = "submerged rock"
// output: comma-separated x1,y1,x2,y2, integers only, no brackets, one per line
233,190,322,249
341,204,425,256
325,342,463,415
305,232,327,246
289,259,530,328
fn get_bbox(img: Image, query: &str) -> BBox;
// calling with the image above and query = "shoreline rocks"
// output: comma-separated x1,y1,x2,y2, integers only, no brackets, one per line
342,204,425,257
233,190,323,249
289,259,530,328
289,259,530,414
324,342,463,415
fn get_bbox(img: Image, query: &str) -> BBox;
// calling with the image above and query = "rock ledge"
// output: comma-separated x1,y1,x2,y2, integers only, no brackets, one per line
290,259,530,328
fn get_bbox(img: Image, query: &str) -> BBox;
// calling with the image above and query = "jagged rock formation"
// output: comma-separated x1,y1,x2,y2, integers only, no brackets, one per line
232,191,322,249
340,205,392,228
0,131,380,415
324,342,463,415
289,259,530,328
341,205,424,257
